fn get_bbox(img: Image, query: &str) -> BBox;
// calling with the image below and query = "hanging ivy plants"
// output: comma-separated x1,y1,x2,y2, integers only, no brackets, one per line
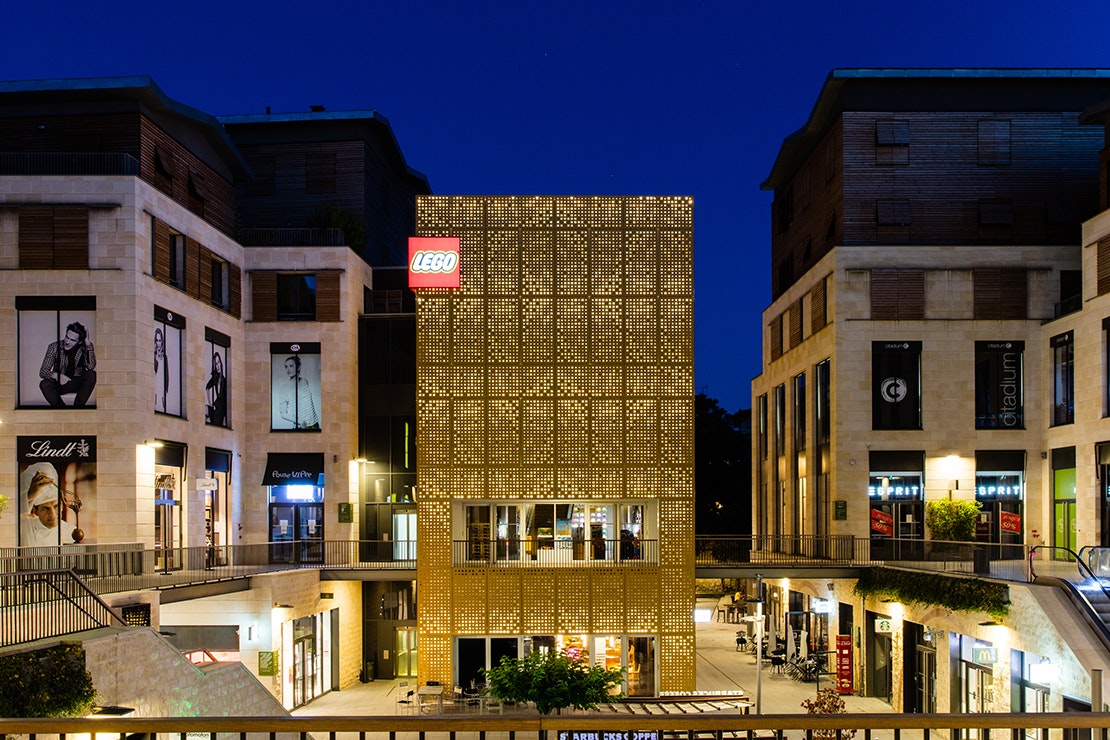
854,567,1009,621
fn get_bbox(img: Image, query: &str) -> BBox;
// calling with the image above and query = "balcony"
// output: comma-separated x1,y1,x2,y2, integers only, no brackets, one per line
453,537,657,567
0,151,139,176
237,227,346,247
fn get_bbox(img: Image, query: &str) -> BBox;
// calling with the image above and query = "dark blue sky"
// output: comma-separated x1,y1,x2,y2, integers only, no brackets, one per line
5,1,1110,412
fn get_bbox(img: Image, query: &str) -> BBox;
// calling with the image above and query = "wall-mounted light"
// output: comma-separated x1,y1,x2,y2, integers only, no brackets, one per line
144,439,164,448
274,603,294,610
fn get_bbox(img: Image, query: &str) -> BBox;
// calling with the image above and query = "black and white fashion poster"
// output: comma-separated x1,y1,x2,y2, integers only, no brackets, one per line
205,329,230,427
17,436,97,548
154,307,184,416
872,341,921,430
270,342,322,431
17,298,97,409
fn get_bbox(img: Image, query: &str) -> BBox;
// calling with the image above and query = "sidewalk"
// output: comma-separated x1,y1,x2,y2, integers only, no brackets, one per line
296,598,892,718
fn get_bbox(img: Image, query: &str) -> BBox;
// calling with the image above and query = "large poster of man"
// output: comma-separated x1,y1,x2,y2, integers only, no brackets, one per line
270,342,321,431
154,307,184,416
17,436,97,547
17,298,97,409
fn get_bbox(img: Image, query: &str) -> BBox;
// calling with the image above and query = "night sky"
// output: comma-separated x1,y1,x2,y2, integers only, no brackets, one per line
5,0,1110,412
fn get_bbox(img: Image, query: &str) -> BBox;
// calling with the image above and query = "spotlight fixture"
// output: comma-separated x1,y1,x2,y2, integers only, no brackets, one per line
274,603,294,610
144,439,164,448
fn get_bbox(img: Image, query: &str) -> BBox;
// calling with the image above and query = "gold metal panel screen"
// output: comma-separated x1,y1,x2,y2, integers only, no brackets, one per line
415,196,694,692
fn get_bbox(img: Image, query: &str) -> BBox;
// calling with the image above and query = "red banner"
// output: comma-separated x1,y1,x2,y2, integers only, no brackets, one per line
870,507,894,536
1000,511,1022,534
836,635,853,694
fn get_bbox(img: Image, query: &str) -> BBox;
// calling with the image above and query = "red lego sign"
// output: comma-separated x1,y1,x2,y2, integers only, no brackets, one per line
408,237,461,289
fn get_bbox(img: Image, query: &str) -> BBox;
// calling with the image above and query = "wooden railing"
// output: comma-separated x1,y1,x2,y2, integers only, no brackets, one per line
1,711,1109,739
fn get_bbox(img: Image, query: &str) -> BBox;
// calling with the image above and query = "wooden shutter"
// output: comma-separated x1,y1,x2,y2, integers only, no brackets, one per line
810,277,827,331
252,270,278,322
152,218,170,282
871,269,924,320
53,207,88,269
315,271,341,322
198,245,214,305
229,263,242,318
1098,238,1110,297
184,237,201,296
788,300,802,348
18,207,54,269
974,269,1027,320
770,314,783,360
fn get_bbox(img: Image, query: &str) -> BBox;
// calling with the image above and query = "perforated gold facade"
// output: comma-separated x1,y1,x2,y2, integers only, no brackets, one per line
414,196,695,693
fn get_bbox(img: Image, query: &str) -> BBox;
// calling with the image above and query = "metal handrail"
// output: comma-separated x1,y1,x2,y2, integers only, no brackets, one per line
0,568,127,647
452,537,657,567
0,151,140,176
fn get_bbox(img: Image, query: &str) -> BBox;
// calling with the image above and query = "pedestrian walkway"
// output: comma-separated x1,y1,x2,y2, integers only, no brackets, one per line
295,596,892,718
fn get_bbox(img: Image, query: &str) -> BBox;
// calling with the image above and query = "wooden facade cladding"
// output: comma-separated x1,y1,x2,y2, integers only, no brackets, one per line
1097,237,1110,296
771,110,1102,300
248,269,341,322
787,300,802,349
870,268,924,320
151,216,242,318
315,271,342,322
810,276,827,331
973,268,1027,320
139,116,236,236
769,314,783,360
17,206,88,269
251,271,278,322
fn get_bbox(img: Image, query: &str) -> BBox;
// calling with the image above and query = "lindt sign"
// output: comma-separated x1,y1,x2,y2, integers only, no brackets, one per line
408,236,461,289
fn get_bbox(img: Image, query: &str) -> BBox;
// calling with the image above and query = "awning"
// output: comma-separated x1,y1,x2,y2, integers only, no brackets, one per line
262,453,324,486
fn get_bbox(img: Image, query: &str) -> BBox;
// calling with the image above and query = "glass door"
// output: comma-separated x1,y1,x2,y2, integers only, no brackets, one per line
271,504,295,564
915,644,936,713
298,503,324,564
960,663,993,739
394,627,417,678
393,508,416,560
154,473,181,571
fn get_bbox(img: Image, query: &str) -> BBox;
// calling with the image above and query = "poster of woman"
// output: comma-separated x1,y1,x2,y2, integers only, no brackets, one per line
270,342,321,431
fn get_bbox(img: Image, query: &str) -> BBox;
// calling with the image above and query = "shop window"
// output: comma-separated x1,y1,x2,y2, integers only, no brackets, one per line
1050,332,1074,426
16,296,97,409
17,434,97,548
205,328,230,428
154,306,185,417
974,341,1024,429
872,341,921,430
793,373,807,452
815,359,831,445
270,342,322,431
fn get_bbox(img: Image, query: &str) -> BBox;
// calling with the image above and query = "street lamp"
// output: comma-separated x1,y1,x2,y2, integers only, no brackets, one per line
744,574,765,714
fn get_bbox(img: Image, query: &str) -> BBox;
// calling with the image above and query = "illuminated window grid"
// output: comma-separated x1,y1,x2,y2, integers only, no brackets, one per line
591,570,629,633
555,571,592,632
487,297,519,363
555,364,589,398
660,399,694,466
555,297,589,363
522,399,554,466
590,399,624,466
453,572,489,633
659,298,694,364
452,297,486,364
626,399,659,466
522,570,558,633
589,231,624,297
625,571,662,632
488,399,520,466
488,365,521,398
556,468,589,498
555,231,590,294
488,571,524,633
627,469,662,499
416,399,451,466
416,298,451,364
522,298,554,361
590,297,624,363
522,232,554,295
486,230,520,295
591,365,623,398
521,365,554,397
555,399,589,466
625,299,659,364
452,399,485,466
660,232,695,294
625,230,659,295
589,197,624,225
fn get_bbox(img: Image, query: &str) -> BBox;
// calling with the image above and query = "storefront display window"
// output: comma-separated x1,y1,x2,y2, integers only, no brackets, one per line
975,341,1024,429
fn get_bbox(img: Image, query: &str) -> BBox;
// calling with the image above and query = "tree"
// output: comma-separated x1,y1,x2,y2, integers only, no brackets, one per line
482,651,624,715
0,644,96,718
925,498,982,541
695,393,751,534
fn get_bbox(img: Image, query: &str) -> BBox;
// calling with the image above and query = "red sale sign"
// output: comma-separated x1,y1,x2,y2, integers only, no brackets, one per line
870,507,894,536
1000,511,1022,534
408,236,461,289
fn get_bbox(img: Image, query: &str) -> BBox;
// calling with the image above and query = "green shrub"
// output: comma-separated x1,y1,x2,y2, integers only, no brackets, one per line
0,644,97,718
925,498,981,541
482,650,624,715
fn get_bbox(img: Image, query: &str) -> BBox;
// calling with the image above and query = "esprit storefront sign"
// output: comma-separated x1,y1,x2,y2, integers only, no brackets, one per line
408,236,461,289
